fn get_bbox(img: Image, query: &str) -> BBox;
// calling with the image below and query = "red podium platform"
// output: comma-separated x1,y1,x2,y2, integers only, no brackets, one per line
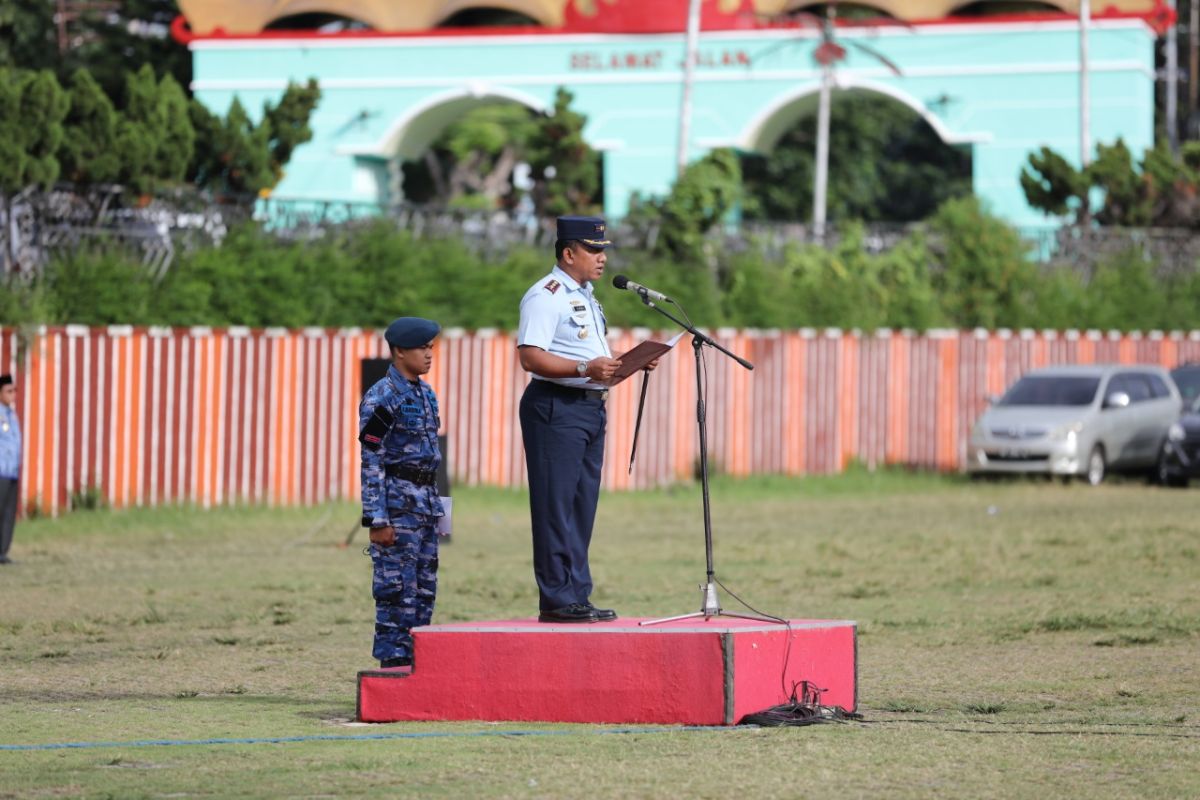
357,617,856,725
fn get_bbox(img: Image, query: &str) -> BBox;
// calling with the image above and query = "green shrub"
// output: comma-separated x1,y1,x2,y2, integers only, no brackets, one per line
927,196,1038,329
1081,248,1167,332
1028,267,1089,332
875,231,943,330
42,248,155,324
1162,268,1200,332
5,199,1197,334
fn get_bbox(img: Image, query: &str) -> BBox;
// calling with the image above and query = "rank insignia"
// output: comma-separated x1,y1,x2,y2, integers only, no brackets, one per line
543,279,561,294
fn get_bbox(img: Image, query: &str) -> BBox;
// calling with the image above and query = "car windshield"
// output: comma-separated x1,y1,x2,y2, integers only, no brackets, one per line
999,376,1101,407
1171,368,1200,405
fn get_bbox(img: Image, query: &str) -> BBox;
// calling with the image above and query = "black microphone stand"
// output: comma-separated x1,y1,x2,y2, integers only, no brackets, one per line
625,289,782,626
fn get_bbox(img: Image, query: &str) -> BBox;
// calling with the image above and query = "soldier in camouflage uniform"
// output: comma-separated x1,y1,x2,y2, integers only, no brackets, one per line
360,317,445,669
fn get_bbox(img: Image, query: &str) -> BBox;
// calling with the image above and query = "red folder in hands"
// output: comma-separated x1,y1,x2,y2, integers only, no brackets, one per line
601,332,684,387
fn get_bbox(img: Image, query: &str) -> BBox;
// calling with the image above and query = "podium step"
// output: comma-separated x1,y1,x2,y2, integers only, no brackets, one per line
357,617,856,725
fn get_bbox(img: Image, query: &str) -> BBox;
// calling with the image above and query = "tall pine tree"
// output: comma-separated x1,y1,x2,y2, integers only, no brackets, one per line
117,64,166,194
59,69,122,185
527,88,601,217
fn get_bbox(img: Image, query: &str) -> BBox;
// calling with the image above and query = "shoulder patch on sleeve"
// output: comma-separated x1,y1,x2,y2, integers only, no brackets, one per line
359,404,395,451
543,279,561,294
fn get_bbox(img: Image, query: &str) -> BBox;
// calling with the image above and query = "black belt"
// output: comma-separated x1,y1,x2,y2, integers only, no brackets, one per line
384,464,437,486
533,381,609,402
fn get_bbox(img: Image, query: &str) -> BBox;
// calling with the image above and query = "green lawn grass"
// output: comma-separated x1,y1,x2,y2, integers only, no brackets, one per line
1,470,1197,798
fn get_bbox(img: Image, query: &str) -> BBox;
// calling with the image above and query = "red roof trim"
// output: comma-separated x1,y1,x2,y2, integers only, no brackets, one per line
172,3,1171,45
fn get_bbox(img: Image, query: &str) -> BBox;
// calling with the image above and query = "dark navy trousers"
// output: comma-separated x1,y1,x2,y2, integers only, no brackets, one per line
519,380,607,612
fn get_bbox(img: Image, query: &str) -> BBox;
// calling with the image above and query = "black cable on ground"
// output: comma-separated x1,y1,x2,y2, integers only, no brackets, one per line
741,681,864,727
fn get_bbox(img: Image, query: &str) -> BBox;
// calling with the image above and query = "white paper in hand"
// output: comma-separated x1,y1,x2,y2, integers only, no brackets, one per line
437,497,453,537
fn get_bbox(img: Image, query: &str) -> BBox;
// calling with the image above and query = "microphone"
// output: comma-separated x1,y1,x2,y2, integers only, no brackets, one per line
612,274,670,302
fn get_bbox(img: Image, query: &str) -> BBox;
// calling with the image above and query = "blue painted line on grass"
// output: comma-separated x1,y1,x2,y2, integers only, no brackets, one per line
0,725,746,752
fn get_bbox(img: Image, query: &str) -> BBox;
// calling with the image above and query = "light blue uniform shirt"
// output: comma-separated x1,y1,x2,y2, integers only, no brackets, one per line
0,404,21,480
518,265,612,389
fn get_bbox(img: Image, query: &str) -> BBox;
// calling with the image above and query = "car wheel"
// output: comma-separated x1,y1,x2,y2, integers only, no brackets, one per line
1156,443,1189,489
1086,446,1106,486
1155,444,1171,486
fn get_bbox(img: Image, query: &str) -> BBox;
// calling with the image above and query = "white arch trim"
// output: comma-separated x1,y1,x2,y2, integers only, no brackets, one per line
729,76,993,153
336,85,548,157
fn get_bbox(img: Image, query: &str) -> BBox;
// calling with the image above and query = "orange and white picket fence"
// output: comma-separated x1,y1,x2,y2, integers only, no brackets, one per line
3,325,1199,516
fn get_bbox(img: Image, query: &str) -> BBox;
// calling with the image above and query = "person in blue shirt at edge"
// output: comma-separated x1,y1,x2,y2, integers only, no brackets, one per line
517,216,658,623
359,318,445,669
0,374,20,566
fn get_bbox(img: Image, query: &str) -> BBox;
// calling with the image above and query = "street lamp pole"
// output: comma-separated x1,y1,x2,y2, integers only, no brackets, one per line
1079,0,1091,167
677,0,703,177
1166,0,1179,153
813,62,832,241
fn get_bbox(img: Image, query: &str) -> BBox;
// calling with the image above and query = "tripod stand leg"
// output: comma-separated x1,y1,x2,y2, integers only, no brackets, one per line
640,610,710,626
627,370,651,474
640,578,790,627
715,610,788,624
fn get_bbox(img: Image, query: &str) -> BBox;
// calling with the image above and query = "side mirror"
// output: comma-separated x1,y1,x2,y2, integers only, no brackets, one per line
1104,391,1131,409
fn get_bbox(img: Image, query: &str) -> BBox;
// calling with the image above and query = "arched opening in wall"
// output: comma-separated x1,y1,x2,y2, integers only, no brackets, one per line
739,88,972,224
949,1,1068,16
394,92,603,218
437,7,543,27
264,13,372,33
775,1,901,21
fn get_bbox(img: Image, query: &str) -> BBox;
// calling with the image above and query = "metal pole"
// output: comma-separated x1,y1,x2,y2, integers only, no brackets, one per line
1167,0,1179,153
1191,0,1199,128
813,64,832,241
56,0,69,53
676,0,702,177
1080,0,1091,167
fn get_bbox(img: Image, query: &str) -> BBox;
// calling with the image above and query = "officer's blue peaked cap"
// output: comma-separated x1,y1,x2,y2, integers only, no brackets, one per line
385,317,440,349
556,215,611,249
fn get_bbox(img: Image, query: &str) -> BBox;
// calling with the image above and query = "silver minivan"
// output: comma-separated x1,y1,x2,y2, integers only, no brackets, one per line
966,365,1181,485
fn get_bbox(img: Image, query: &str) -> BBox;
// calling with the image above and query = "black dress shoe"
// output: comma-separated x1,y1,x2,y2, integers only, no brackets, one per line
380,656,412,669
538,603,598,623
585,603,618,621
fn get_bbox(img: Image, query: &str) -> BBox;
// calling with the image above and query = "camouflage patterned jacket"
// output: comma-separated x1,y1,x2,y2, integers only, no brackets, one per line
359,365,444,528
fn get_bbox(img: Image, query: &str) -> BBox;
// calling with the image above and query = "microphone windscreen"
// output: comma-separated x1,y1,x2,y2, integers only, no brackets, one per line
612,274,629,289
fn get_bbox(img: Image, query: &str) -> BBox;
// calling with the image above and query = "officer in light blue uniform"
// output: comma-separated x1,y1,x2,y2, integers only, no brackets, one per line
359,318,444,669
517,216,625,623
0,374,20,566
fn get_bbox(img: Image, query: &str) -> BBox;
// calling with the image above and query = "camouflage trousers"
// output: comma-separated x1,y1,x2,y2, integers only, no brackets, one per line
370,512,439,662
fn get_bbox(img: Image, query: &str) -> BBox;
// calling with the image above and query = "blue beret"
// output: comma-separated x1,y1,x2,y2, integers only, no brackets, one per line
385,317,440,349
556,215,611,248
